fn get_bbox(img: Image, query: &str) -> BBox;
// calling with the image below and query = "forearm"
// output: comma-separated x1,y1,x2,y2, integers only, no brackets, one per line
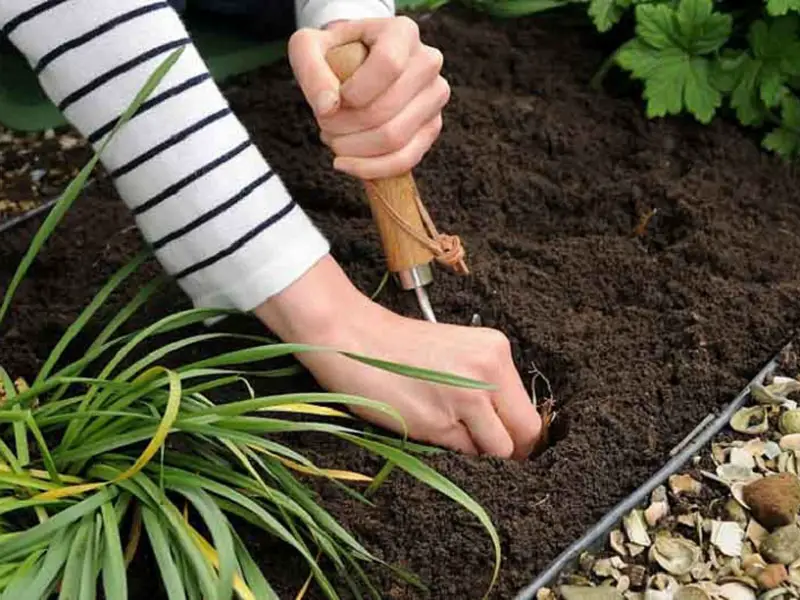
1,0,329,312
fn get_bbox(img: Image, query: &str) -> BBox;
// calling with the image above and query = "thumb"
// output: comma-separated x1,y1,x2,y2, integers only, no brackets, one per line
287,28,344,118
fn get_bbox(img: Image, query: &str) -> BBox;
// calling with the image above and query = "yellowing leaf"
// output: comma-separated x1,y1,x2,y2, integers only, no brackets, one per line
124,504,142,567
34,367,181,500
185,516,255,600
248,445,373,483
0,463,83,483
259,403,352,419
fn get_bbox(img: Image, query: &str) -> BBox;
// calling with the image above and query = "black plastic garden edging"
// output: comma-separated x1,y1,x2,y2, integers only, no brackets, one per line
514,335,797,600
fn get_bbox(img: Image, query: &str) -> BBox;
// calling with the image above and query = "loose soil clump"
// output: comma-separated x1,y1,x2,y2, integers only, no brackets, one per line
1,6,800,599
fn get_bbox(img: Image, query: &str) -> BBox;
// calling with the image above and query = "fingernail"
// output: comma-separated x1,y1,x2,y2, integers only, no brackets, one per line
315,90,339,116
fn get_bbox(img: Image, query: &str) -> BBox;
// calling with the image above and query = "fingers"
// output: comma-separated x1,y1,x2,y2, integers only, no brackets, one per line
460,399,515,458
287,28,343,117
438,422,480,455
324,75,449,158
333,114,443,179
482,331,544,459
318,45,444,137
328,17,421,109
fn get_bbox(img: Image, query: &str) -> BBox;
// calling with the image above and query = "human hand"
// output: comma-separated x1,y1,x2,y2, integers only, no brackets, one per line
287,17,450,180
254,255,542,459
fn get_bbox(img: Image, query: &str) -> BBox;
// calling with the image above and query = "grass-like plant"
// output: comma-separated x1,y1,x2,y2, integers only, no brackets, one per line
0,49,501,599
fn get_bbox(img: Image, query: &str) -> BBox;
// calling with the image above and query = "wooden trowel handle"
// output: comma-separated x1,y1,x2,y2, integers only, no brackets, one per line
325,42,435,277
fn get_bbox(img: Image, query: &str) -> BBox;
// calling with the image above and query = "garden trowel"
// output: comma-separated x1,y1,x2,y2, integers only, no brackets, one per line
325,41,468,323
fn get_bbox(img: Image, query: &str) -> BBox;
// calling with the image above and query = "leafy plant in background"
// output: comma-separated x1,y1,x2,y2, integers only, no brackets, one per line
415,0,800,159
0,49,501,599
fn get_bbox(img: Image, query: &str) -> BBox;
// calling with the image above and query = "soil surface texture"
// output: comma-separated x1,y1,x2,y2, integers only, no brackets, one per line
2,6,800,600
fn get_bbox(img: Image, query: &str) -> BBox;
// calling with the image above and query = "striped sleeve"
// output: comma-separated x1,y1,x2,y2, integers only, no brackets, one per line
296,0,394,28
0,0,331,313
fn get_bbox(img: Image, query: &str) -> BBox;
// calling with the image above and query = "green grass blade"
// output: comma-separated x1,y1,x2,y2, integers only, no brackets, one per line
100,500,127,600
338,434,501,600
231,529,278,600
160,468,338,599
142,507,187,600
0,488,116,561
129,474,216,600
175,544,201,600
0,47,186,328
61,307,235,449
36,252,149,385
25,412,62,484
0,368,29,467
171,485,237,600
59,514,93,599
182,342,491,389
78,515,99,600
22,525,76,600
87,275,166,354
365,461,396,497
0,549,44,599
342,351,493,390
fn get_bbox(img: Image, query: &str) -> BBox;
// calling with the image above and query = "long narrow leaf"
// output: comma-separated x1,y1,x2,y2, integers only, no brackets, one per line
100,500,127,600
36,252,149,386
37,368,181,500
141,506,187,600
59,514,93,599
338,434,501,599
172,485,237,600
0,47,186,327
0,488,116,561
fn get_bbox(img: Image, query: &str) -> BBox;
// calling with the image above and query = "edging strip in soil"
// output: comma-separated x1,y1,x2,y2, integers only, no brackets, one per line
514,336,797,600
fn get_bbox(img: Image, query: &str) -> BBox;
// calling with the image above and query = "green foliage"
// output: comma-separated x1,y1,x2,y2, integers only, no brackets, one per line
459,0,800,159
616,1,732,123
609,0,800,157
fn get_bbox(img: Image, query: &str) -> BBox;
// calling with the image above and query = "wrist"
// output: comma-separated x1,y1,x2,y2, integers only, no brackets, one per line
253,254,377,345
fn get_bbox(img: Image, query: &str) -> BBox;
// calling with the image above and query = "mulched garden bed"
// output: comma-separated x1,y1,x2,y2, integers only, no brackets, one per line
1,5,800,599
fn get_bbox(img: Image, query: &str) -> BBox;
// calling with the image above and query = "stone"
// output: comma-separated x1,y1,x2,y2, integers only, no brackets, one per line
742,474,800,529
761,525,800,565
756,564,789,590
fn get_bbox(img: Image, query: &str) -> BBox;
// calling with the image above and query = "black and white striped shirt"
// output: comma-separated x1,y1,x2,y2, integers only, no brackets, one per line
1,0,394,312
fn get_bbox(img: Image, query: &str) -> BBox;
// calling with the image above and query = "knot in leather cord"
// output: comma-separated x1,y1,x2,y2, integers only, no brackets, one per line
367,182,470,276
433,233,467,274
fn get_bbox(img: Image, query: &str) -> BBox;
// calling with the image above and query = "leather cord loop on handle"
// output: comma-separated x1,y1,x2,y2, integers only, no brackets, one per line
364,180,469,275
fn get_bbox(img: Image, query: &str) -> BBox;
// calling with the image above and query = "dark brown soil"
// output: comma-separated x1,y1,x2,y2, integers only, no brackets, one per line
0,127,91,224
2,5,800,600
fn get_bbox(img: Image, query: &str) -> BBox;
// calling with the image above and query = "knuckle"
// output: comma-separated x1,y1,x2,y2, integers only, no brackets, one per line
521,409,544,444
375,47,405,78
429,115,443,138
460,390,492,411
496,440,515,459
426,46,444,72
380,121,409,152
398,15,420,38
288,28,314,53
482,329,513,361
435,77,451,107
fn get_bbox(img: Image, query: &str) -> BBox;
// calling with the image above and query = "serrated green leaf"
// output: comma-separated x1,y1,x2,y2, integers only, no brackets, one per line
781,93,800,127
617,43,721,122
634,4,676,49
589,0,626,32
762,127,800,156
762,94,800,157
729,56,769,125
760,68,785,106
766,0,800,17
